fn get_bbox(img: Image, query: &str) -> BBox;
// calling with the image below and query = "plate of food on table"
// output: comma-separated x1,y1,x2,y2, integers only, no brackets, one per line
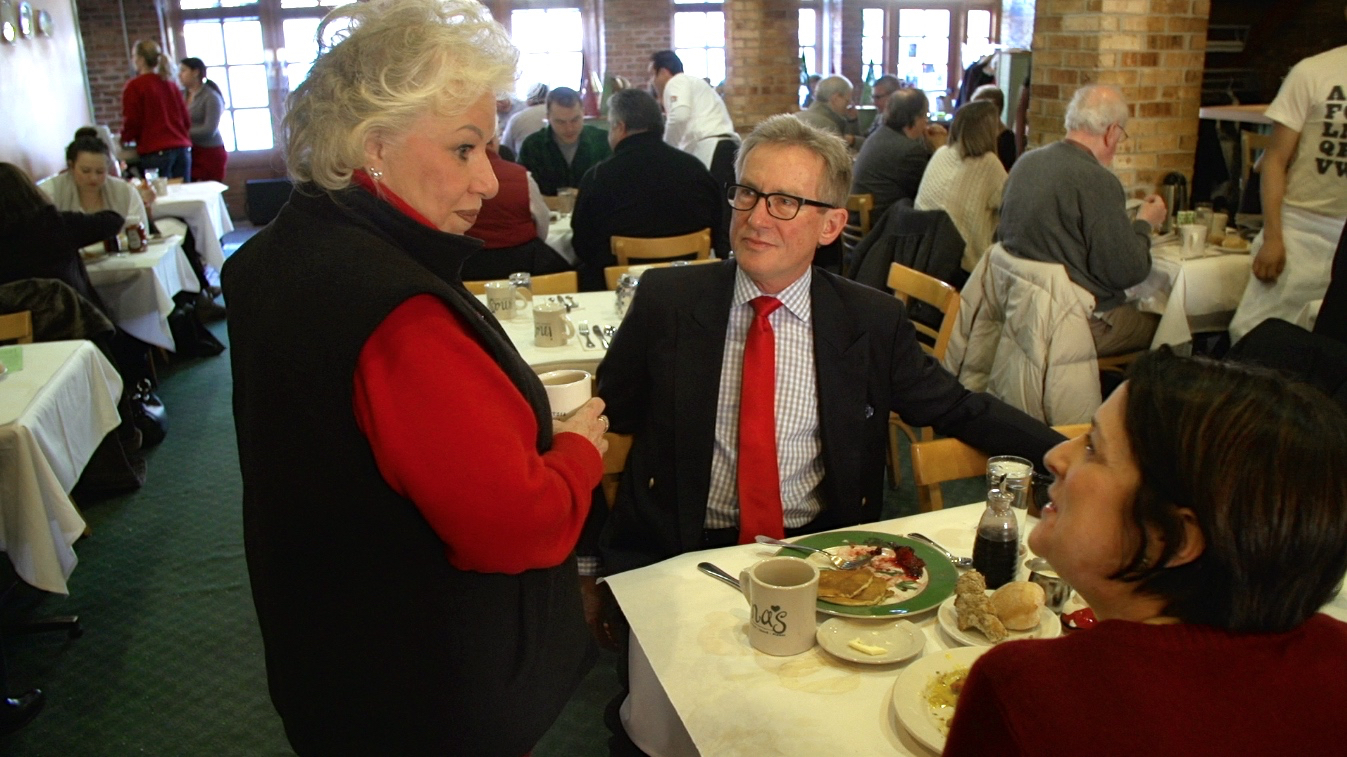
773,531,958,617
892,644,986,753
936,570,1062,646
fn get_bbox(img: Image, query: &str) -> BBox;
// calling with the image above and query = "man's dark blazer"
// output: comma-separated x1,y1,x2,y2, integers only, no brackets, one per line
595,260,1063,575
571,131,726,291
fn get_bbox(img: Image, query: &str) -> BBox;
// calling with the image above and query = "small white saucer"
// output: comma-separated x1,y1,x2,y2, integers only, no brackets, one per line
815,617,925,664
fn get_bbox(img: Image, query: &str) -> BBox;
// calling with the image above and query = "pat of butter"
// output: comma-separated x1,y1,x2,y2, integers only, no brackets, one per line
847,638,887,656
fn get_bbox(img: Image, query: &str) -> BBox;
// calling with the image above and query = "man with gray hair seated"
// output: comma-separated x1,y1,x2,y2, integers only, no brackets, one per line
795,74,867,150
998,84,1168,357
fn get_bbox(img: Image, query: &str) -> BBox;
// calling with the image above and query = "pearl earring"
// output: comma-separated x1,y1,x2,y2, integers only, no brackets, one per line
367,168,383,180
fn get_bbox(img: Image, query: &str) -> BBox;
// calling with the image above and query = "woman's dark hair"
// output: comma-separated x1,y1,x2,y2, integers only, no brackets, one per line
0,162,53,234
180,57,222,95
65,135,110,165
1118,348,1347,633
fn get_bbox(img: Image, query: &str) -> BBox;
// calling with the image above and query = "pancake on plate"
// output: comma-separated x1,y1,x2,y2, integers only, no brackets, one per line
818,568,889,606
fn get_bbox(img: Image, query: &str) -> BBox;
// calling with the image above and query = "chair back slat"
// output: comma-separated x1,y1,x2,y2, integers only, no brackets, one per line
0,311,34,344
611,228,712,267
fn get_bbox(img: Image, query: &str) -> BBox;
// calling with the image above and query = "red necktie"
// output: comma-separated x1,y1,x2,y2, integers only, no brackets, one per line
737,296,784,545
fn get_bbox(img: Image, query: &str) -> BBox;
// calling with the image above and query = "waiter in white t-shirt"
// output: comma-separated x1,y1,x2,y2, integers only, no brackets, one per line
650,50,739,194
1230,11,1347,342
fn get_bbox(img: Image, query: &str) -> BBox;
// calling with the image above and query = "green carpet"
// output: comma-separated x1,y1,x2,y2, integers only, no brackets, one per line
0,310,987,757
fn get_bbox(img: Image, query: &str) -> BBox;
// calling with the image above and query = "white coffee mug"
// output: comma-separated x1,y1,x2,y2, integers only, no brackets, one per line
485,280,528,320
537,369,592,419
533,301,576,347
738,557,819,656
1179,223,1207,257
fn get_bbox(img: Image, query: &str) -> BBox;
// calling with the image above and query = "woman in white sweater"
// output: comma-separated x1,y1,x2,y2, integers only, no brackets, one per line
38,134,148,225
914,100,1007,273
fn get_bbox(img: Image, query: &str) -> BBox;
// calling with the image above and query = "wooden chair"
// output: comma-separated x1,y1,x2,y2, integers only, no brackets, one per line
0,311,34,344
601,433,633,509
885,263,961,487
610,228,711,268
603,258,720,290
463,271,578,296
841,193,874,274
909,424,1090,512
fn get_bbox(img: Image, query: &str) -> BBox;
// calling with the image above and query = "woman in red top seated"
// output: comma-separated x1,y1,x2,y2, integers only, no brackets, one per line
121,40,192,181
221,0,607,754
945,349,1347,755
461,137,571,281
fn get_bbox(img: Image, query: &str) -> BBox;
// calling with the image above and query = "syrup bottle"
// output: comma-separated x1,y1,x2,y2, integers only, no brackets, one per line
973,488,1019,589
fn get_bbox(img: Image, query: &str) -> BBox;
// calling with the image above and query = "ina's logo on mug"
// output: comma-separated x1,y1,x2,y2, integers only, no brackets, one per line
536,323,554,338
752,603,789,636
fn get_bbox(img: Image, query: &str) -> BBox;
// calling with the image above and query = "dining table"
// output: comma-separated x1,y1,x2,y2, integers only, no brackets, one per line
477,289,623,374
151,180,234,272
0,340,122,595
606,501,1347,756
546,212,578,266
1127,239,1253,352
85,234,200,351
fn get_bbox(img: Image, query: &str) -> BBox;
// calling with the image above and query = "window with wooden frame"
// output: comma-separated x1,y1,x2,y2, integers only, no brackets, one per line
861,2,999,109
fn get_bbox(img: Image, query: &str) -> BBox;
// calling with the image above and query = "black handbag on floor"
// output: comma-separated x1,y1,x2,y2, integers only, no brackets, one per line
167,295,226,358
130,379,168,447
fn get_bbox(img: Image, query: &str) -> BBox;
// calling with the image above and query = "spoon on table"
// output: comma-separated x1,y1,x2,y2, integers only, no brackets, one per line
753,535,874,570
697,562,740,590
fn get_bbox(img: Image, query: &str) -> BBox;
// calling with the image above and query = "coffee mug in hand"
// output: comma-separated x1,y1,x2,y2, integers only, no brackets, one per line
537,369,592,419
533,301,576,347
738,557,819,656
485,280,528,320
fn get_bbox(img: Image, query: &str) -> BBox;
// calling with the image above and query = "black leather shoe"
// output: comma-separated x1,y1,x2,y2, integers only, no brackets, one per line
0,689,45,736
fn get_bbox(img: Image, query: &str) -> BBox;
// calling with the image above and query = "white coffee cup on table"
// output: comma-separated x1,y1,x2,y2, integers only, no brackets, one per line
533,301,576,347
738,557,819,656
1180,223,1207,258
484,280,527,320
537,369,592,419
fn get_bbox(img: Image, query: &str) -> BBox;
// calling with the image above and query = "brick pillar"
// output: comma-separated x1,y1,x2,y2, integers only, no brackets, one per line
724,0,799,131
76,0,169,132
601,0,670,88
837,1,862,85
1028,0,1210,198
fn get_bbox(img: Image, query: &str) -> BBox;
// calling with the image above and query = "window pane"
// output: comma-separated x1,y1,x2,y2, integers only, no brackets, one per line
674,0,720,3
967,9,991,39
182,21,226,66
222,19,265,64
218,111,236,151
896,9,949,95
285,62,312,92
674,11,707,46
798,9,815,47
674,47,708,81
282,18,320,63
510,8,583,100
214,70,232,108
227,63,269,107
178,0,219,10
862,38,884,69
706,47,725,86
232,108,274,150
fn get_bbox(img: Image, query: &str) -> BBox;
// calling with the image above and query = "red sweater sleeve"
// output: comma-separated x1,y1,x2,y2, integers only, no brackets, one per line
352,294,601,574
942,654,1026,757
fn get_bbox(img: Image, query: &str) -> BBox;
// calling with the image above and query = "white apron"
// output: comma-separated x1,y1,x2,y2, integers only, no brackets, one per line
1228,205,1346,343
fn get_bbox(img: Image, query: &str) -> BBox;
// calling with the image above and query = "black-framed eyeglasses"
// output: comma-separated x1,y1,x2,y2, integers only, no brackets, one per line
725,183,837,221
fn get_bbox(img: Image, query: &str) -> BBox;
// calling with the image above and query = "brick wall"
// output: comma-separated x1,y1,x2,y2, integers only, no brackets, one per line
1028,0,1210,198
601,0,670,89
76,0,169,133
724,0,800,130
837,0,861,86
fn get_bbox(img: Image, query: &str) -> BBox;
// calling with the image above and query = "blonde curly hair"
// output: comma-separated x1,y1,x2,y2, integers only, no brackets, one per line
285,0,517,191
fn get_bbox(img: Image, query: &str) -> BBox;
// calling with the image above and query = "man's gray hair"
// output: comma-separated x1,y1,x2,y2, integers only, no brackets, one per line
607,88,663,134
736,114,852,208
1064,84,1129,136
813,75,853,104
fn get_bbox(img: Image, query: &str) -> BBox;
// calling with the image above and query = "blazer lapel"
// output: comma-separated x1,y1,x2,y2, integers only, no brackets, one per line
672,263,736,547
811,272,872,511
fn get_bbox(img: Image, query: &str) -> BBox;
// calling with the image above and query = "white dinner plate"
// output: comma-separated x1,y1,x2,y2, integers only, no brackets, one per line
936,593,1061,647
815,617,924,665
1218,242,1252,254
892,646,987,753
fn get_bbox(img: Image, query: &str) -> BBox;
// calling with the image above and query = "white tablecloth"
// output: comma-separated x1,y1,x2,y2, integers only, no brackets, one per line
0,341,121,594
1127,243,1253,351
477,290,622,373
607,502,1347,756
546,213,577,265
86,235,200,351
153,181,234,271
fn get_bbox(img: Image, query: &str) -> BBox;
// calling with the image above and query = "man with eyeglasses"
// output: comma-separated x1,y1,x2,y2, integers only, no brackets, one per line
589,114,1061,582
998,84,1168,357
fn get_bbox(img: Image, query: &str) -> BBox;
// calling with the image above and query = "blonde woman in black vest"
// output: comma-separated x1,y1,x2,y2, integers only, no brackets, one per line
222,1,607,754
